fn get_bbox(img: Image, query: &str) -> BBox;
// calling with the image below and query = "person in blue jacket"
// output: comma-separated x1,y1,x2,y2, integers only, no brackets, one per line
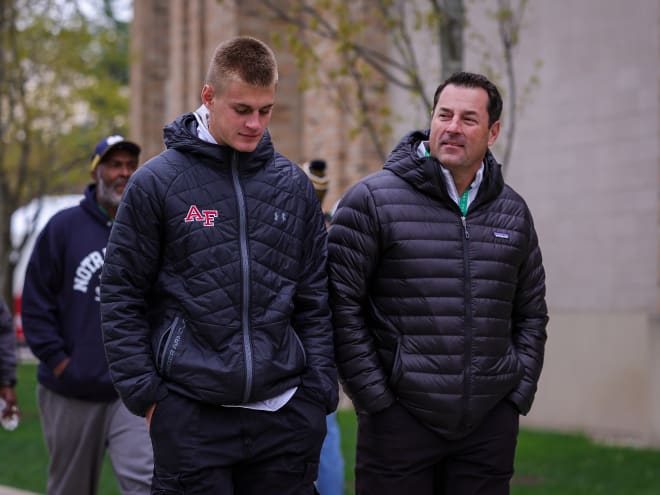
21,136,153,495
303,159,345,495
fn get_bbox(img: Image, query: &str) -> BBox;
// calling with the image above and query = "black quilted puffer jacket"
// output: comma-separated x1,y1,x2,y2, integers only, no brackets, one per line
100,113,338,417
328,130,548,440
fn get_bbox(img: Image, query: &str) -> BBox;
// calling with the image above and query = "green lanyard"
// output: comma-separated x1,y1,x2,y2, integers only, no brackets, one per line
459,187,471,216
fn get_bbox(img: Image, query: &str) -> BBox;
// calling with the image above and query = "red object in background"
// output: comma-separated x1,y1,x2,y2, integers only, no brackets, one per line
13,296,24,344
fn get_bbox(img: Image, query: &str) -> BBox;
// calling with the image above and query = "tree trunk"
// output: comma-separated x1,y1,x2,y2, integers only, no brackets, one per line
436,0,465,80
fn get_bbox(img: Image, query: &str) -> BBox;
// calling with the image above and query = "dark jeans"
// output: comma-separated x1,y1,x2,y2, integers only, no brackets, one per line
149,388,326,494
355,399,519,495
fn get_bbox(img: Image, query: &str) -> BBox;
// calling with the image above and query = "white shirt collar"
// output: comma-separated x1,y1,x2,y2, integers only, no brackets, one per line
418,141,484,210
193,105,217,144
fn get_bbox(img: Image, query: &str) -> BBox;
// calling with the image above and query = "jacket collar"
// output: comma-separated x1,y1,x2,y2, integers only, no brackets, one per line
384,129,504,208
163,112,274,173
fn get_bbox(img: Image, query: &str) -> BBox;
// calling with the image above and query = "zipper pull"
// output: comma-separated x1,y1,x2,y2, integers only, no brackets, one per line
461,216,470,239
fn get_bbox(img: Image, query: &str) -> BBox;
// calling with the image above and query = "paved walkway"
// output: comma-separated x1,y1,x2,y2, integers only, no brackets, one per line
0,487,40,495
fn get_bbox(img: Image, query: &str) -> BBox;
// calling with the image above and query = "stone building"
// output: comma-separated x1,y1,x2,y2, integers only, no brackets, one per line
130,0,383,212
129,0,660,445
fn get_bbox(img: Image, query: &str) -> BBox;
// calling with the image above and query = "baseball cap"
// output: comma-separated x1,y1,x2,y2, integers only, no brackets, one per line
303,159,329,203
90,135,141,171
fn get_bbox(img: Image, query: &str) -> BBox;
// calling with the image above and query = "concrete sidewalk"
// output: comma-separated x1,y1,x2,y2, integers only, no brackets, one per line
0,486,41,495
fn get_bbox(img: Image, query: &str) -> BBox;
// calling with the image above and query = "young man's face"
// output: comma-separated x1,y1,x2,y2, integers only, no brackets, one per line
201,77,275,152
428,84,500,176
94,149,139,208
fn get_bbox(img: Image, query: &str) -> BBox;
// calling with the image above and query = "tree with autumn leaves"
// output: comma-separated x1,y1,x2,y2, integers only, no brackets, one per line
0,0,131,302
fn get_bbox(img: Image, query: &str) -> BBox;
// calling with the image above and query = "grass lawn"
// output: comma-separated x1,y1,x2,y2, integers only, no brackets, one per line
3,362,660,494
0,362,119,494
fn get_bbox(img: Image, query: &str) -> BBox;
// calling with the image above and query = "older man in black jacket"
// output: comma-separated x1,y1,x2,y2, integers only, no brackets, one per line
328,72,548,495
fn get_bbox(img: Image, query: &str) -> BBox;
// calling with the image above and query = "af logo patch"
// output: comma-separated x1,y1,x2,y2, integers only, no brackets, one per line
184,205,218,227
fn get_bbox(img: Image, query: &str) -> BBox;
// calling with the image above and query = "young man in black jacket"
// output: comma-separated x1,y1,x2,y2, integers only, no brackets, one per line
328,72,548,495
101,36,337,494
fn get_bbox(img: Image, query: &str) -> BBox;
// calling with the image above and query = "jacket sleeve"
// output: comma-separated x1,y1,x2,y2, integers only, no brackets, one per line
0,298,16,386
328,182,396,414
293,181,338,414
100,166,169,416
21,221,70,371
507,210,548,414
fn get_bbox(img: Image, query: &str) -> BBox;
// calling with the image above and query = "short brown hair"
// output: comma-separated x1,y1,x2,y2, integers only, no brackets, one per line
205,36,278,92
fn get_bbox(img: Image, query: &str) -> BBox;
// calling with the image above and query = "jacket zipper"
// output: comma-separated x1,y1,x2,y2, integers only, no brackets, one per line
162,317,185,377
460,216,470,239
157,316,180,374
460,214,473,430
232,151,254,402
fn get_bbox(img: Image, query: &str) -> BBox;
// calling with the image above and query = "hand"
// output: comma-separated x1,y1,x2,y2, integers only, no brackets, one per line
53,358,70,378
145,402,156,429
0,386,19,420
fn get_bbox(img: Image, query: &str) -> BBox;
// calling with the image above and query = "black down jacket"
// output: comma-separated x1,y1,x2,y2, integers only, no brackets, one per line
101,113,338,417
328,130,548,440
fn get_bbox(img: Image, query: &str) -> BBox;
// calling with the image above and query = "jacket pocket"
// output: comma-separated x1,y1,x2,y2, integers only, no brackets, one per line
151,318,247,404
388,336,403,387
154,316,186,377
290,327,307,364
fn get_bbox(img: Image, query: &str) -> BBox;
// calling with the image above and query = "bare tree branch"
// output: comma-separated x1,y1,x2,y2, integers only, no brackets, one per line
261,0,426,92
255,0,536,175
497,0,528,168
433,0,464,80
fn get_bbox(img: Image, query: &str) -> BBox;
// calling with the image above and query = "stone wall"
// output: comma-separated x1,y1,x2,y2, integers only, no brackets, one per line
130,0,384,212
462,0,660,445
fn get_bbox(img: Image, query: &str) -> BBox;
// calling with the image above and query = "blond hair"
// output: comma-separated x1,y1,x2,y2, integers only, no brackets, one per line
205,36,278,92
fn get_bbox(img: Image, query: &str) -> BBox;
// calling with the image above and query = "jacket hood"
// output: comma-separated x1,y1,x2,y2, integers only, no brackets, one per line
383,129,505,205
163,112,274,172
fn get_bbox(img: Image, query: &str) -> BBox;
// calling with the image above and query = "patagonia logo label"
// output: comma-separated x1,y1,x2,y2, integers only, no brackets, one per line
493,231,510,239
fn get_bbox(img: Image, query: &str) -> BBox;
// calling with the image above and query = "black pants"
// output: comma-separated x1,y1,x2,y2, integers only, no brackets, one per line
149,388,326,494
355,399,519,495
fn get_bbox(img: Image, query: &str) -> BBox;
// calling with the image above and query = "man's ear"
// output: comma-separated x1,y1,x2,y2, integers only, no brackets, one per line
201,84,214,108
488,120,501,147
90,167,98,182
